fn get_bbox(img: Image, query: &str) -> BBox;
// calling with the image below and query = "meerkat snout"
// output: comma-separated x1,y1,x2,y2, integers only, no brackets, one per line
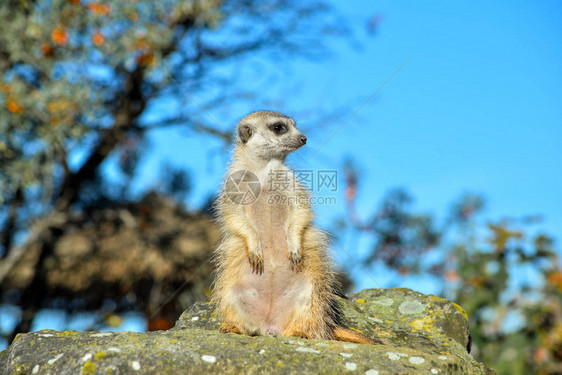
300,135,307,145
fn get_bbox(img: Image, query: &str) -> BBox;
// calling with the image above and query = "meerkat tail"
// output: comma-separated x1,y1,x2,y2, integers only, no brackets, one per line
332,327,380,345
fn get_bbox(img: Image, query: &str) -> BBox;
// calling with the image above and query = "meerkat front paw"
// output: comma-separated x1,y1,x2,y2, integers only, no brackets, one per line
248,243,264,275
287,241,303,271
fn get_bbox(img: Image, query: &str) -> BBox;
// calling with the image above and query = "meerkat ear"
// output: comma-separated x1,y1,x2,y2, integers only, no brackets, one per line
238,124,252,143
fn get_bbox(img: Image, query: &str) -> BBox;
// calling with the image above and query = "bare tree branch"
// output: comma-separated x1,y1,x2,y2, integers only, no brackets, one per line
0,186,23,259
54,66,147,211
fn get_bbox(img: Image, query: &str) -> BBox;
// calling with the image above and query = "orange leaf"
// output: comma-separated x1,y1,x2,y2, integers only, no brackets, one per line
88,2,110,15
134,39,149,51
136,51,155,67
398,266,410,275
6,97,24,114
51,27,68,46
444,269,459,282
533,347,548,364
468,276,485,287
547,271,562,292
41,43,54,57
345,185,357,201
92,31,104,46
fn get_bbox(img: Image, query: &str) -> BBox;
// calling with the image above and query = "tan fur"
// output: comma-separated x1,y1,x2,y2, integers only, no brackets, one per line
332,327,380,345
212,111,377,344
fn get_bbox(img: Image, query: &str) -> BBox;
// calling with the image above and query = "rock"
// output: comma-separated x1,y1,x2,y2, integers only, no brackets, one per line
0,288,494,374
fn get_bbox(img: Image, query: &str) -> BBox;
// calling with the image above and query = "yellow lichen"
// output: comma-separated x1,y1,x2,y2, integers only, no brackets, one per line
429,295,469,321
349,327,364,334
410,319,425,330
82,360,96,375
429,295,449,304
94,352,106,361
450,302,469,321
355,299,366,303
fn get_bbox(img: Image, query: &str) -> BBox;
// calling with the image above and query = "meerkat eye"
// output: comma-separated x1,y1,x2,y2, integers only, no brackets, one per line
271,122,287,135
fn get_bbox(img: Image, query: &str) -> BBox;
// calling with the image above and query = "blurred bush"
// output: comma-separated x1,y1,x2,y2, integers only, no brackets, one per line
340,159,561,375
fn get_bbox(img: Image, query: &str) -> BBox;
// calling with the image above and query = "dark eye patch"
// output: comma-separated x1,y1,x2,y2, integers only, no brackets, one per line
270,122,288,135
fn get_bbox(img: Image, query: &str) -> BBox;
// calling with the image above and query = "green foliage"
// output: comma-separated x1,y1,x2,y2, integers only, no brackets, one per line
446,203,561,374
341,160,440,274
340,159,561,373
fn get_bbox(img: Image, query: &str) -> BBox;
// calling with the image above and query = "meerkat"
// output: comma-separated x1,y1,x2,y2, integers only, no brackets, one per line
212,110,377,344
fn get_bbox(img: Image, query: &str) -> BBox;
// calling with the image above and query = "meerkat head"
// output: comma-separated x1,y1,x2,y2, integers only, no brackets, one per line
237,111,307,160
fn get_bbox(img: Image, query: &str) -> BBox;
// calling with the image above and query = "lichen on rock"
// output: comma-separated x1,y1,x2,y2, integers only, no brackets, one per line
0,288,494,374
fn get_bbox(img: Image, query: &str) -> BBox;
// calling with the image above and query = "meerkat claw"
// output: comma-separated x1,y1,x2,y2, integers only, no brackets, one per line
288,252,302,272
248,253,264,274
287,241,302,271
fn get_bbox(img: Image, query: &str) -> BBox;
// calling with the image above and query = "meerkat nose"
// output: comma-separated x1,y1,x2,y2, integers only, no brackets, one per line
300,135,307,145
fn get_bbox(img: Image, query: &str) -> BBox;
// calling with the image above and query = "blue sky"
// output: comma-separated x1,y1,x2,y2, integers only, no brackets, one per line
134,0,562,291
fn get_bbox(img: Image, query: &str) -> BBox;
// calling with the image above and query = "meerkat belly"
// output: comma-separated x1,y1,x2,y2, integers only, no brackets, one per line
237,192,311,335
